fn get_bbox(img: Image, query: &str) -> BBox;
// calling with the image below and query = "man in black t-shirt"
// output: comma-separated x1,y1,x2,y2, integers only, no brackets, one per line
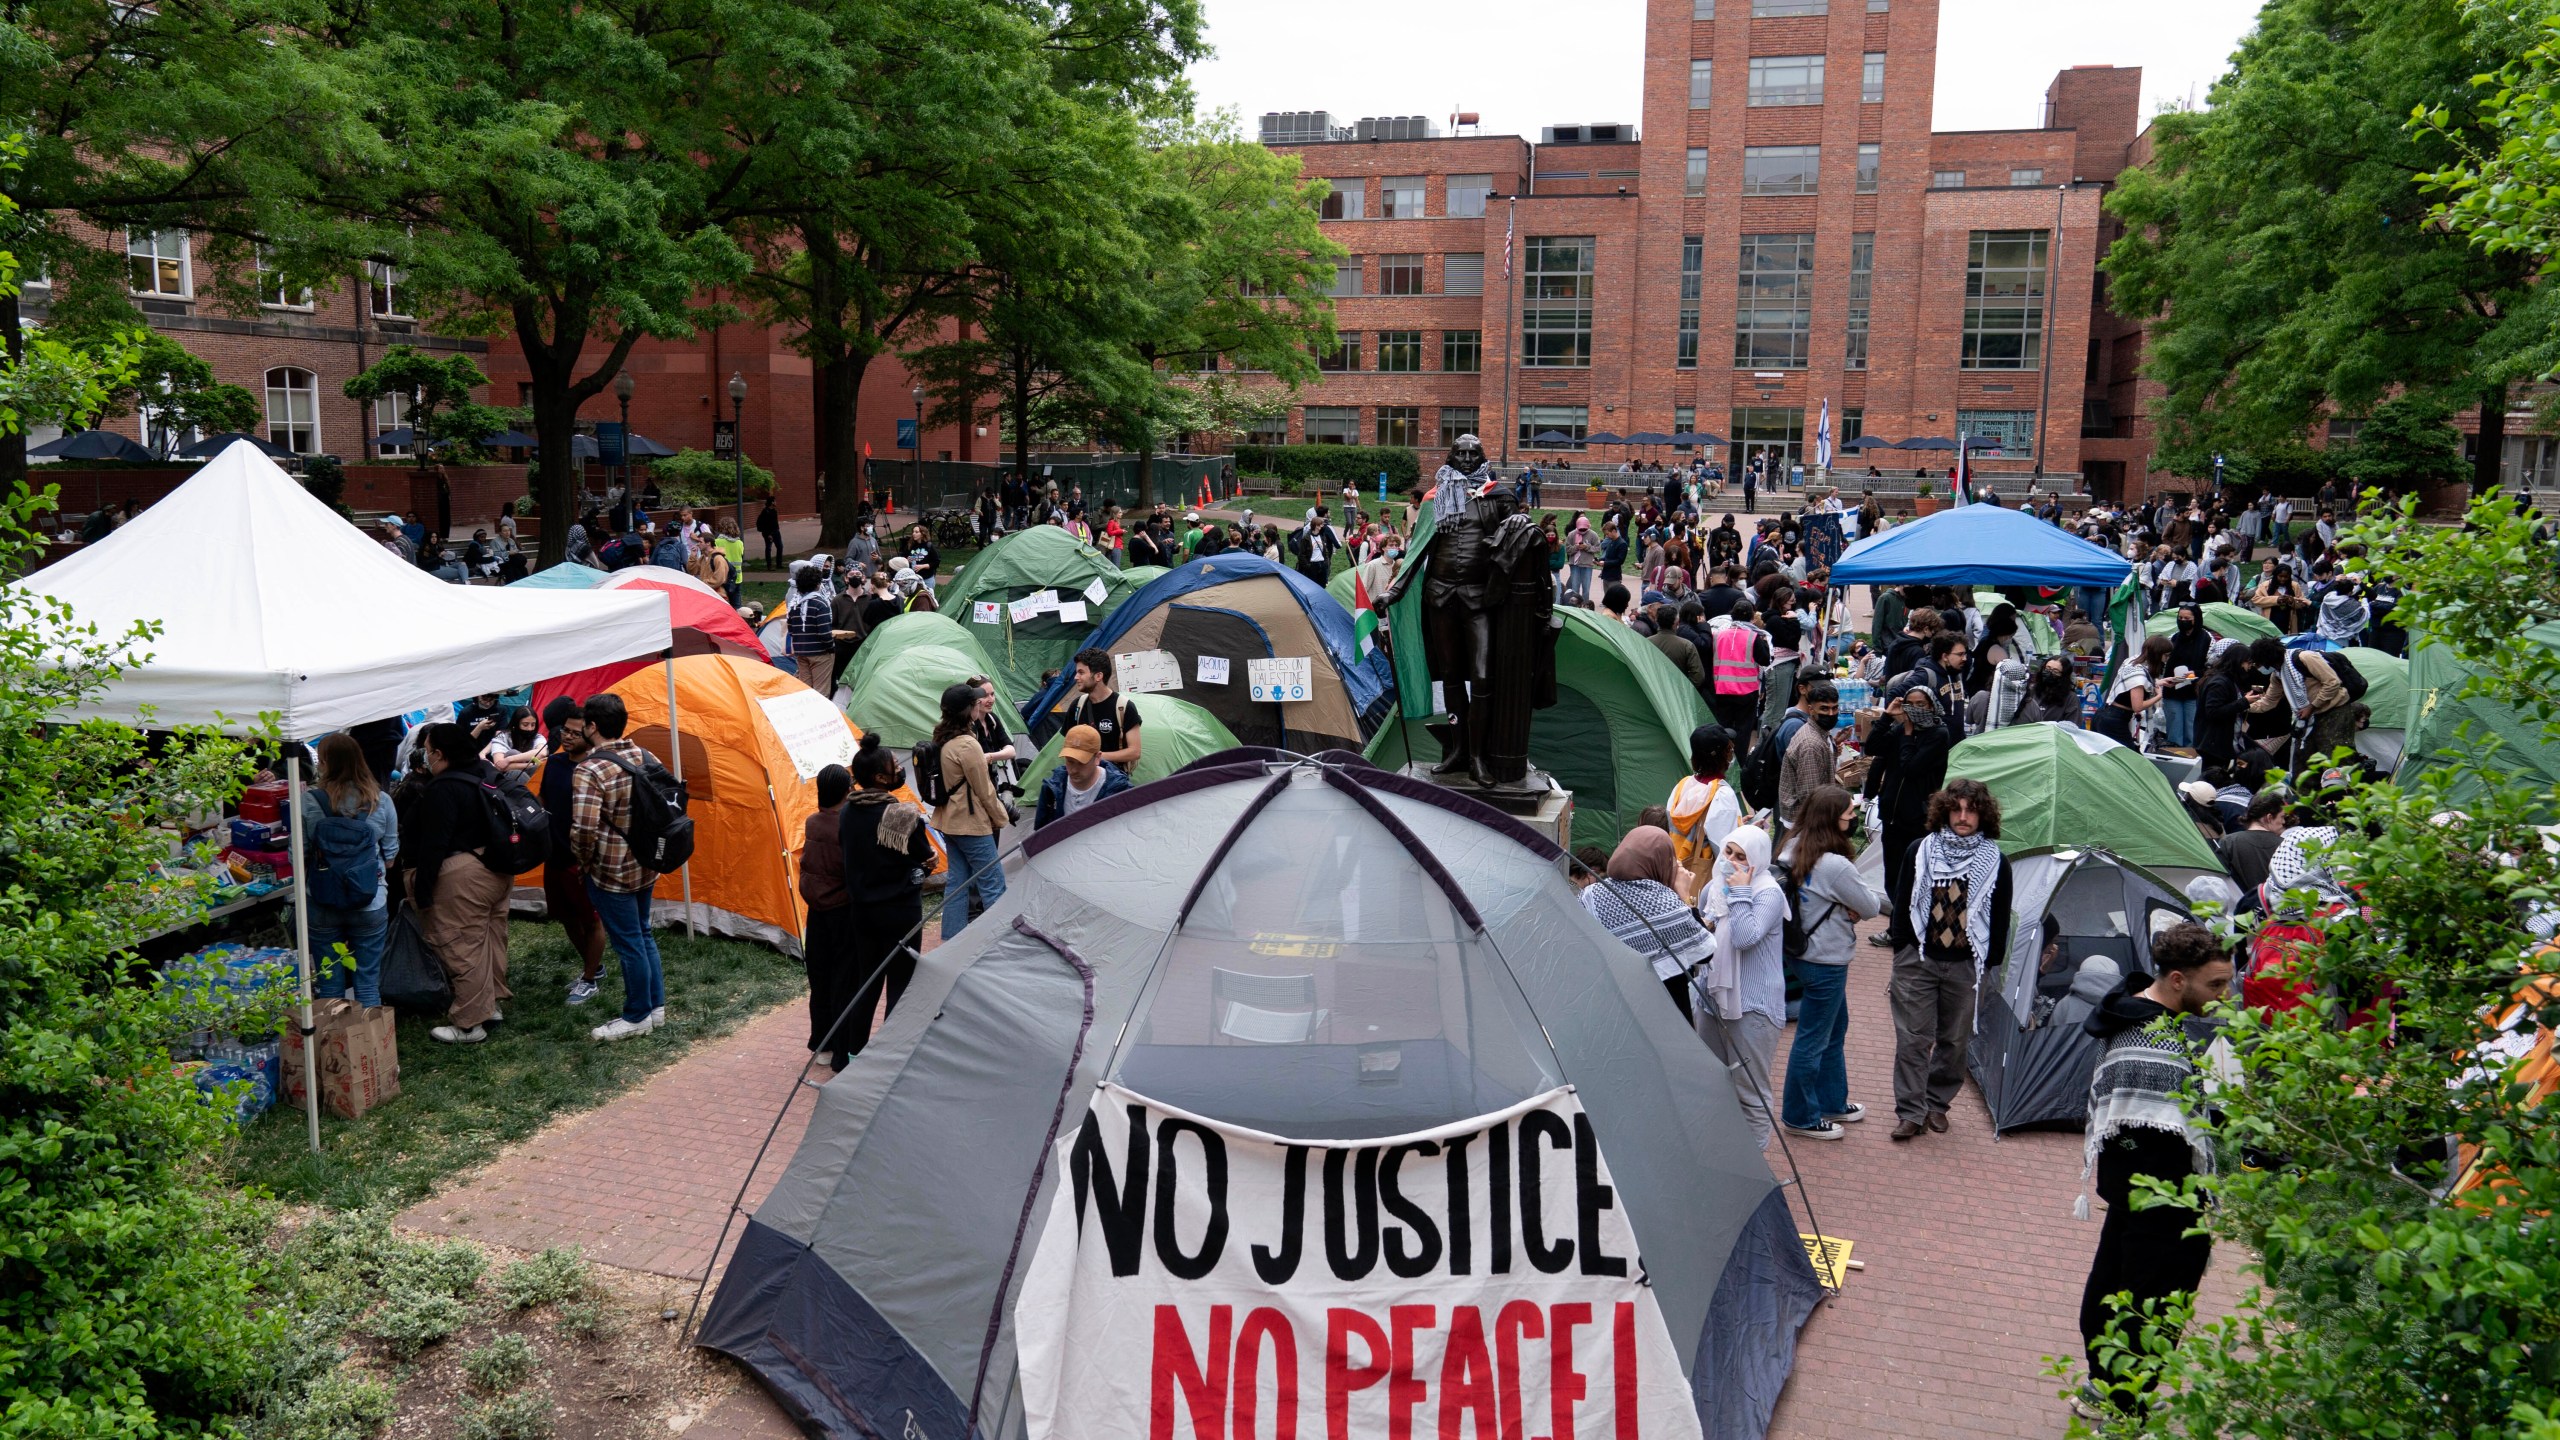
1064,647,1143,771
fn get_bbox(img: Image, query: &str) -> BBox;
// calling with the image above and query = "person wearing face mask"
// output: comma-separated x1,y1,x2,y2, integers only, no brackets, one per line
2160,604,2211,751
1884,779,2014,1140
2012,655,2083,726
842,518,879,576
1697,823,1790,1150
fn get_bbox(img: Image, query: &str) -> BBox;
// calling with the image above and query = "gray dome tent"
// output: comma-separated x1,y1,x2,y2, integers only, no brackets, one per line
698,749,1822,1440
1968,847,2193,1131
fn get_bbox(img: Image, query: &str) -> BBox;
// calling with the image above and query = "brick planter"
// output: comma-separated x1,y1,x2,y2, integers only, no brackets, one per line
33,464,200,523
344,464,527,530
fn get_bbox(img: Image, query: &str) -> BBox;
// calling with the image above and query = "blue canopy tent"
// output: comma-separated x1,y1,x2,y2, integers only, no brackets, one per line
1830,502,2131,589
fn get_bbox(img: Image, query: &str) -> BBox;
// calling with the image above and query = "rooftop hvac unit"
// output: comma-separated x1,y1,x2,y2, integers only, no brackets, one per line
1258,111,1342,144
1541,122,1636,144
1354,115,1439,142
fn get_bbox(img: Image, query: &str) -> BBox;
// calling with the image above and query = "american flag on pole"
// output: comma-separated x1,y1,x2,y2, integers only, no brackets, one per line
1815,398,1833,471
1502,198,1515,279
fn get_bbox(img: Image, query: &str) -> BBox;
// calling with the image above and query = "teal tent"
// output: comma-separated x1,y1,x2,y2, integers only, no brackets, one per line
2398,622,2560,816
509,562,611,590
1016,692,1240,790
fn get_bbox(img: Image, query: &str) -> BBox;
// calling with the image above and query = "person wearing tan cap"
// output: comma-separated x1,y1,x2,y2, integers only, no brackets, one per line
1033,723,1131,830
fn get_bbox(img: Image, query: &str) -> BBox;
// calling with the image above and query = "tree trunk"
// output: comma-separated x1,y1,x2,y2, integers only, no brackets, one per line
2474,383,2507,497
815,347,868,548
516,307,587,570
1010,335,1035,499
1136,432,1155,517
0,294,24,503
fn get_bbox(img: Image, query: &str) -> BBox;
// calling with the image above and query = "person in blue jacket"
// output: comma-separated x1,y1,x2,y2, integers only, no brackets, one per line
1032,725,1132,829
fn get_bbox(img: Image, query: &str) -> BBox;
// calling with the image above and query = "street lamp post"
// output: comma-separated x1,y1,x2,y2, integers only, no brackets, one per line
728,372,748,542
614,369,636,506
910,385,925,521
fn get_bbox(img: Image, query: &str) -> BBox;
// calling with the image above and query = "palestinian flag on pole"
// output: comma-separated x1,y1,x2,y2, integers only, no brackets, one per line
1350,568,1380,657
1384,494,1439,720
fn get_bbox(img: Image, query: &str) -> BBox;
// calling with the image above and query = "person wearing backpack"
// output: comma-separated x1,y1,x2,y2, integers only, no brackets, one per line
1775,786,1885,1142
299,733,401,1009
571,694,676,1042
1663,724,1741,877
404,723,515,1045
920,682,1012,940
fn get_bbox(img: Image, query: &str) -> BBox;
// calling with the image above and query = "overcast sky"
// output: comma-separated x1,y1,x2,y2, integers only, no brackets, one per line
1188,0,2263,139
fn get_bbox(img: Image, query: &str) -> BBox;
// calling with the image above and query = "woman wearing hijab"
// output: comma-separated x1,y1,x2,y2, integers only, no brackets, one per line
1699,823,1789,1150
2314,576,2370,648
2161,604,2212,751
1884,779,2014,1140
831,737,939,1066
1580,826,1713,1021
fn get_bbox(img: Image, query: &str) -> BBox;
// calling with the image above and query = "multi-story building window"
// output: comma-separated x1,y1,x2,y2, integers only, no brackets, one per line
1857,143,1880,193
1863,52,1885,102
1247,414,1290,446
1845,231,1874,370
1329,258,1362,297
1869,0,1888,8
1742,146,1820,195
1842,406,1865,447
1439,406,1481,445
1962,229,2048,370
1934,169,1966,187
1748,55,1824,106
1521,236,1594,368
1730,407,1805,475
1519,404,1589,449
368,261,410,318
1320,183,1365,220
2010,168,2045,187
256,248,311,309
1379,254,1425,295
1675,405,1698,441
1381,176,1426,218
1690,60,1713,108
1448,174,1493,217
127,229,189,297
1319,333,1361,371
1377,329,1422,372
1677,235,1703,369
1442,329,1483,372
1376,406,1422,447
1303,406,1360,444
1686,148,1709,196
1754,0,1826,13
1693,0,1714,17
374,393,413,457
1444,253,1485,295
1959,409,2037,458
1734,233,1814,369
264,367,320,453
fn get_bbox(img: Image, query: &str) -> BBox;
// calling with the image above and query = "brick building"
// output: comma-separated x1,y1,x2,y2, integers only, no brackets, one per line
1260,0,2146,496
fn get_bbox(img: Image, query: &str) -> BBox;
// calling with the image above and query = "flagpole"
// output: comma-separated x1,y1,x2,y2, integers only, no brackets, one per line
1498,194,1517,471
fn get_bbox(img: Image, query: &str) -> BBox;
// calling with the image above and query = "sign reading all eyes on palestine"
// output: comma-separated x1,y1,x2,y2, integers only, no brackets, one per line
1015,1084,1704,1440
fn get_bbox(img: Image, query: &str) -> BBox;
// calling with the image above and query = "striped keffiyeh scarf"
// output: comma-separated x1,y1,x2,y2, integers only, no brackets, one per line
2084,1009,2213,1184
1906,829,2003,970
1582,879,1713,984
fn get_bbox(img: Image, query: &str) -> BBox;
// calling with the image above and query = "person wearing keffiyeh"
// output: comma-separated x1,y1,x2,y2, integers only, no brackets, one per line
2072,922,2234,1421
1580,826,1712,1022
1884,779,2014,1140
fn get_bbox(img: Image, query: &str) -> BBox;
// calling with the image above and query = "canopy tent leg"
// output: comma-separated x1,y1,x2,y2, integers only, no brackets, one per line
287,750,321,1153
666,653,698,936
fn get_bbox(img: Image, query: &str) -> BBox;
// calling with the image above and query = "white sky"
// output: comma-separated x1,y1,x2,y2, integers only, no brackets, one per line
1188,0,2262,139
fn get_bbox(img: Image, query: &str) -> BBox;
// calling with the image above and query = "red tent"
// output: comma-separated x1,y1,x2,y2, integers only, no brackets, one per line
528,568,769,717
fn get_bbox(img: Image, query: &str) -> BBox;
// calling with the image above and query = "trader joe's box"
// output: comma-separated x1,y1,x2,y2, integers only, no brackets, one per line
280,998,400,1120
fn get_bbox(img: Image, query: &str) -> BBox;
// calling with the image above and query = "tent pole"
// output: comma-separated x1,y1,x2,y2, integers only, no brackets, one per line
286,748,321,1153
665,651,697,936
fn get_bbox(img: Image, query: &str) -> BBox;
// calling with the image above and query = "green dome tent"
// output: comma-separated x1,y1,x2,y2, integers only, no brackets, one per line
1971,589,2062,658
2338,646,2410,771
1943,721,2225,882
1016,691,1240,790
2143,600,2281,645
1362,606,1712,850
2398,622,2560,817
941,527,1144,699
835,612,1019,748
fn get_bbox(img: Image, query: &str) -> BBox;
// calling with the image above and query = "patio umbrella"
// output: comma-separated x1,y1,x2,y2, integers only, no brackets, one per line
30,429,154,462
1531,430,1577,445
371,427,421,449
175,431,294,459
481,428,541,449
1624,431,1675,445
1584,431,1628,445
570,433,600,461
1900,436,1958,452
1838,435,1898,451
625,432,678,459
1668,431,1725,447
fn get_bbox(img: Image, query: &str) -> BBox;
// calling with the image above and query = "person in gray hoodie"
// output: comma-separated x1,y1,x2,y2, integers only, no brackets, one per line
1777,785,1888,1139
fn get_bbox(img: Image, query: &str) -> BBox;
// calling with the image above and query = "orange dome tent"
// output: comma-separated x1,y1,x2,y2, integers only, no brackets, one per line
509,654,941,956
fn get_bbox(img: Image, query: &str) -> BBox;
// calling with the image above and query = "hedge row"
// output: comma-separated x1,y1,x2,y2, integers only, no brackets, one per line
1233,444,1424,490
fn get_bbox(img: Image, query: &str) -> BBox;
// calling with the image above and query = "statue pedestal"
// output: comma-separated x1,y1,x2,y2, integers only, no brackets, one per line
1400,763,1576,854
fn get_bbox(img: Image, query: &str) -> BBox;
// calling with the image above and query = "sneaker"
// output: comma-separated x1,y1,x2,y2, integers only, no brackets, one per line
591,1016,652,1042
1783,1121,1846,1141
566,978,600,1006
1866,933,1895,949
429,1024,487,1045
648,1006,666,1029
1825,1103,1867,1124
2068,1385,2121,1423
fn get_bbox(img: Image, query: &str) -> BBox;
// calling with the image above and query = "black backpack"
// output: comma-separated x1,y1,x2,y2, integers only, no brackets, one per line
911,739,951,808
1739,713,1806,813
1776,861,1836,964
591,748,695,872
476,771,553,876
2318,648,2370,702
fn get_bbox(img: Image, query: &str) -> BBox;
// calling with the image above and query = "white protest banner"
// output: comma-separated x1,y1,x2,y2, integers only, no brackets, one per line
1010,595,1047,624
1247,656,1313,704
974,601,1003,626
1057,600,1089,625
1115,649,1184,695
1016,1085,1701,1440
1196,656,1231,686
1030,589,1060,613
1084,576,1111,605
755,689,857,780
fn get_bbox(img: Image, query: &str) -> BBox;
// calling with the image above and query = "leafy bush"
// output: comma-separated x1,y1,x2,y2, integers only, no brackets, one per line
361,1288,472,1361
259,1369,396,1440
456,1391,554,1440
300,454,349,514
649,447,773,503
553,1299,612,1342
1231,443,1420,490
495,1248,589,1311
461,1335,539,1394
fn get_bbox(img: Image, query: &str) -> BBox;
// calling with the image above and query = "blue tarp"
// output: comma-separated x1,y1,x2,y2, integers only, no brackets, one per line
507,562,611,590
1829,503,2131,588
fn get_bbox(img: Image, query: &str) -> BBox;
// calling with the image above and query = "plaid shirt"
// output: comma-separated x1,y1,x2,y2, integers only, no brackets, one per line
569,738,657,892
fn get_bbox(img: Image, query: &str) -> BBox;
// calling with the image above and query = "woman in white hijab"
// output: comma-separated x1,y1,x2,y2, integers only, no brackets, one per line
1698,823,1790,1149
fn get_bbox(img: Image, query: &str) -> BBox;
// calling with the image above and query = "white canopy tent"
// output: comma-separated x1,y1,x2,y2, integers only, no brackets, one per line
20,441,675,1148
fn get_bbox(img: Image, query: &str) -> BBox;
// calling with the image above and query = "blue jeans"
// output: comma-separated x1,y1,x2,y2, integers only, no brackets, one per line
586,879,663,1023
2161,696,2198,749
1566,565,1594,602
942,832,1007,940
1781,962,1852,1129
310,899,389,1008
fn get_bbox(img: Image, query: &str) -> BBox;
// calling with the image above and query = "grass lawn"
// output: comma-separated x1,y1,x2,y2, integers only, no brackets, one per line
224,919,806,1211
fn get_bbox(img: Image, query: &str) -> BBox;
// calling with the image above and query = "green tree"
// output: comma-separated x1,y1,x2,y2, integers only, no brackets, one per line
2103,0,2549,494
82,333,261,455
2417,0,2560,267
341,346,518,472
2330,394,2469,493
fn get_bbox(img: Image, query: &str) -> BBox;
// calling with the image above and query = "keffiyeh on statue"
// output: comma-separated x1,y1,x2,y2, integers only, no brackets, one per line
1433,433,1494,523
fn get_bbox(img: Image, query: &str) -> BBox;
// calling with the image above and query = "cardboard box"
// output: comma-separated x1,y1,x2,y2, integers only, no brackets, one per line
280,998,401,1120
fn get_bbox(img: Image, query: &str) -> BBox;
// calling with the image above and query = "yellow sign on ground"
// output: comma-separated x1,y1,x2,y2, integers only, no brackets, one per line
1800,1232,1855,1288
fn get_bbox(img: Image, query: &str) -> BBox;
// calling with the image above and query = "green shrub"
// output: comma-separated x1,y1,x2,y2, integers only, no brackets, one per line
553,1299,612,1342
361,1286,472,1360
649,448,774,504
462,1335,539,1393
457,1391,555,1440
260,1369,396,1440
300,454,348,514
380,1238,486,1298
495,1248,589,1311
1231,444,1421,490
